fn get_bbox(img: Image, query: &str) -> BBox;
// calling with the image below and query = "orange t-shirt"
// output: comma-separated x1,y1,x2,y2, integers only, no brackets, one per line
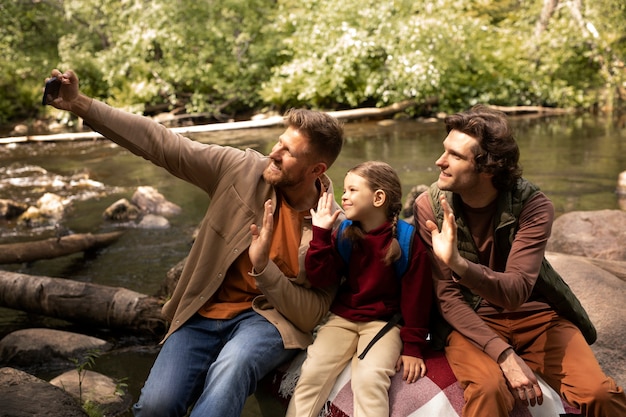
198,196,308,319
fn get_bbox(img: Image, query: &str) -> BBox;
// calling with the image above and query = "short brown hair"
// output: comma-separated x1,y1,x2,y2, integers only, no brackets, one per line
284,108,344,167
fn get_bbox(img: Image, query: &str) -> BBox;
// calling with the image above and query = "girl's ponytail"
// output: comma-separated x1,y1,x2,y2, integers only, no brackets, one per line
383,211,402,266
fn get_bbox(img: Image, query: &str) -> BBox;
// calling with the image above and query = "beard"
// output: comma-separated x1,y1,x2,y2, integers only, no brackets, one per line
263,160,300,188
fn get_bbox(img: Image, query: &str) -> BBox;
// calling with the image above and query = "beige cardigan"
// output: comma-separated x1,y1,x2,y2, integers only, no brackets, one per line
85,100,339,349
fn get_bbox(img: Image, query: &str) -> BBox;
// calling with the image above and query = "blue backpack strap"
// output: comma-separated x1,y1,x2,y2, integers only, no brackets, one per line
336,219,353,265
394,219,415,278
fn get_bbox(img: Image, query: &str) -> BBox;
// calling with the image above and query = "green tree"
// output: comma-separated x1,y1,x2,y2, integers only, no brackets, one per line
58,0,281,117
1,0,624,126
0,0,65,124
260,0,442,110
529,0,626,110
261,0,625,112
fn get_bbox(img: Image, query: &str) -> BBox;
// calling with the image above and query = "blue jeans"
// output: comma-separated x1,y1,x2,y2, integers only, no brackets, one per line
133,310,298,417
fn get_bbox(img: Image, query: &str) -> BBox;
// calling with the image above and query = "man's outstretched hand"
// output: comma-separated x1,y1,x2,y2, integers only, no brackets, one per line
44,69,91,117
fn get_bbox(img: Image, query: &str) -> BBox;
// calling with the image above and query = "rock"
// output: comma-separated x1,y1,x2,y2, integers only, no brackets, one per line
17,192,70,227
618,171,626,211
131,186,181,217
547,210,626,261
103,187,180,225
0,367,88,417
617,171,626,196
137,213,170,229
103,198,141,221
10,124,28,136
0,198,29,219
37,192,70,218
402,184,428,220
158,256,187,298
50,369,132,417
0,328,112,370
547,252,626,386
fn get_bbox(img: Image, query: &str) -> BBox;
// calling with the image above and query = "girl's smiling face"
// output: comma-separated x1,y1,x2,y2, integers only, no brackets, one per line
341,172,379,223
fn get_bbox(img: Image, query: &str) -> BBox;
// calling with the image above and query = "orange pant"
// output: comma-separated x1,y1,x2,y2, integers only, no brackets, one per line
445,310,626,417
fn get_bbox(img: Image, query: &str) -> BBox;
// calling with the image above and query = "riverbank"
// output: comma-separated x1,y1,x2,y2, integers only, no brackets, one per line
0,102,579,145
1,209,625,417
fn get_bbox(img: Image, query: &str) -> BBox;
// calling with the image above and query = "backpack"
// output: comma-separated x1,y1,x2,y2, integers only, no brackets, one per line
335,219,415,279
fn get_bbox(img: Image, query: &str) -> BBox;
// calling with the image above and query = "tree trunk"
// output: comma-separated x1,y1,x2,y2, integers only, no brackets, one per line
0,231,125,264
535,0,559,39
0,271,167,336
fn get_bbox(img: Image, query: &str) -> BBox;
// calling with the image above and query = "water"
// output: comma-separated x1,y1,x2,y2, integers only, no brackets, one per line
0,113,624,415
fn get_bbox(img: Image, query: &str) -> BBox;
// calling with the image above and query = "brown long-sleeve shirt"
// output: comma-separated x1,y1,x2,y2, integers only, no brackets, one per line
414,190,554,361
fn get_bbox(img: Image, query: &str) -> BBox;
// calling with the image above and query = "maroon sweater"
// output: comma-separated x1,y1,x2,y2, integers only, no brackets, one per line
305,222,433,358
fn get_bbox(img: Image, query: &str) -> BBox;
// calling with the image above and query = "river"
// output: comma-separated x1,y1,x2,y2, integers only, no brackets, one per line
0,112,624,415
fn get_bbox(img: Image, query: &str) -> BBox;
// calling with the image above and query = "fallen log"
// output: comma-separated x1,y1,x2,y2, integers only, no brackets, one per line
0,100,424,144
0,231,125,264
487,104,575,114
0,102,574,145
0,270,167,336
326,99,422,120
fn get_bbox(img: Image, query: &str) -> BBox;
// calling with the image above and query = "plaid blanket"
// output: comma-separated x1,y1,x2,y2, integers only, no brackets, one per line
268,350,581,417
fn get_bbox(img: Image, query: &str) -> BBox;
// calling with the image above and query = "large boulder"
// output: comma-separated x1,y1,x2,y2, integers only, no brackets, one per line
0,328,112,371
546,252,626,386
547,209,626,261
0,367,88,417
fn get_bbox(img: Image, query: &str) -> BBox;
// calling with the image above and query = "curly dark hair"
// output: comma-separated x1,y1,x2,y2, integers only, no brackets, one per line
445,105,522,191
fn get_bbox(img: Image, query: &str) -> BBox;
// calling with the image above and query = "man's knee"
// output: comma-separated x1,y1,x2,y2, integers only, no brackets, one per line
583,377,626,413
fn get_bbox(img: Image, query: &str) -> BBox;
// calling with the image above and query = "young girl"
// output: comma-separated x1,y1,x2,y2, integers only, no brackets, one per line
286,161,433,417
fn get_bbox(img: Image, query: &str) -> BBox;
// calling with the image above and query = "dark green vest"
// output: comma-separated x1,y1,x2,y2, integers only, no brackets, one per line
428,179,597,349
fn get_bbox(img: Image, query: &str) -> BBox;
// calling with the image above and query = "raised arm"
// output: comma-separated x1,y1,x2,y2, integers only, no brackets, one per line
249,194,343,332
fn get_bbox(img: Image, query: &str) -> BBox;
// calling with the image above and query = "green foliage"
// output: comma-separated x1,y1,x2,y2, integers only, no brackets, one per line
57,0,281,116
68,350,129,417
0,1,65,124
70,349,101,404
82,400,105,417
261,0,442,109
262,0,625,112
1,0,625,125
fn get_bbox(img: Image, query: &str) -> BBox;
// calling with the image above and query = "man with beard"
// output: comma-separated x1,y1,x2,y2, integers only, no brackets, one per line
44,69,344,417
414,105,626,416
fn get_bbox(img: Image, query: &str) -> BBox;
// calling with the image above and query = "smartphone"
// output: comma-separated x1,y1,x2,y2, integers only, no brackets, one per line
42,77,62,106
